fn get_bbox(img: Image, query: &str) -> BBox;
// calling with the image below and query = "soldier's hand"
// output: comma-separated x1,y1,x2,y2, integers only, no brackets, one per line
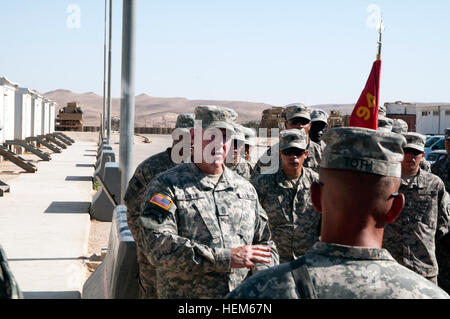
230,245,272,269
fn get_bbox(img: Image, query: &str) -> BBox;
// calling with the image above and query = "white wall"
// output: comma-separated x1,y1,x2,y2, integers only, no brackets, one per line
49,104,56,133
385,103,417,115
31,95,43,137
0,85,4,143
416,105,450,135
42,100,50,135
2,84,17,141
14,89,33,139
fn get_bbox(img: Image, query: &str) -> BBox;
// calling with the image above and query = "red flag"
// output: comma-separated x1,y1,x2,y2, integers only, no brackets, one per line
349,60,382,129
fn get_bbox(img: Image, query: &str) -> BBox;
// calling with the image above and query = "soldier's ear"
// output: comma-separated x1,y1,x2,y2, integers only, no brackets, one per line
385,193,404,224
310,181,322,213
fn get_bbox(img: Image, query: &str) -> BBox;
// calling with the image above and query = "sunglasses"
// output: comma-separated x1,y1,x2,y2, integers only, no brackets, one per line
404,148,423,156
289,118,311,126
281,148,306,157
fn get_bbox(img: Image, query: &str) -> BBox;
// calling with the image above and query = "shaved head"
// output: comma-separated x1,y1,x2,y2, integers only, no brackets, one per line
311,168,404,247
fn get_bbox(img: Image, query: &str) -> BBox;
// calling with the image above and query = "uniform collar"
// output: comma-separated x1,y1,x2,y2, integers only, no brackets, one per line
401,169,426,189
307,242,396,261
276,168,311,189
189,163,236,191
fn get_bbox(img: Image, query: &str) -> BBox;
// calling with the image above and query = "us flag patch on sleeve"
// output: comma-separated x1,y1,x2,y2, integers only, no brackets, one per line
150,193,173,211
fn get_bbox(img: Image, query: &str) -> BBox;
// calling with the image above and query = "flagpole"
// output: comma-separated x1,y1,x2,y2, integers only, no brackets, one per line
376,18,384,61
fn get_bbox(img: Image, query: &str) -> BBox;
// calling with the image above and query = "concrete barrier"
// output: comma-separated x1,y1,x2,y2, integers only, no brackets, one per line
96,145,113,160
90,163,121,222
82,205,138,299
94,150,116,178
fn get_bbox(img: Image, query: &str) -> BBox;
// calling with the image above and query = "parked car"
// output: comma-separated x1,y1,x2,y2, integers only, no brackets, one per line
426,150,447,164
424,135,445,156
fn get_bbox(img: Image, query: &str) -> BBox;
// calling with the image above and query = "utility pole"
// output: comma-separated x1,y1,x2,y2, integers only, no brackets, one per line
106,0,113,144
119,0,137,204
102,0,108,140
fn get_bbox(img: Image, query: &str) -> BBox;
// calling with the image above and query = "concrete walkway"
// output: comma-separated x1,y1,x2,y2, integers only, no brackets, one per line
0,141,96,299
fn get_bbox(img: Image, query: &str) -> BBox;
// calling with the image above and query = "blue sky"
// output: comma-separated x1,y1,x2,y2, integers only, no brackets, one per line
0,0,449,106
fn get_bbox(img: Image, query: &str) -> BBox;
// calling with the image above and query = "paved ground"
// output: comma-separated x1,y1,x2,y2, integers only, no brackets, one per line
0,138,96,299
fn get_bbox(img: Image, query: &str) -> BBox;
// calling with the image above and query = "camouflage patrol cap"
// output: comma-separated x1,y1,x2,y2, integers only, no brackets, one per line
195,105,237,133
232,124,247,142
279,129,308,151
175,113,195,129
311,109,329,124
403,132,426,153
445,128,450,140
378,116,394,132
242,126,257,146
379,105,387,117
284,103,311,121
392,119,408,134
321,127,406,177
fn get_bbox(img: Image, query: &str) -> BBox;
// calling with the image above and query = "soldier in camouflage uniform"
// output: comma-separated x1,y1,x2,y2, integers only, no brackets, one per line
0,245,22,299
252,104,322,177
383,132,450,284
124,113,194,299
431,128,450,293
226,127,449,299
138,105,279,299
225,124,254,181
251,129,320,263
309,109,328,150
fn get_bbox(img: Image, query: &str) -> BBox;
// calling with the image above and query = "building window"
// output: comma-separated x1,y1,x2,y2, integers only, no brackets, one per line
433,111,439,116
422,111,428,116
446,110,450,116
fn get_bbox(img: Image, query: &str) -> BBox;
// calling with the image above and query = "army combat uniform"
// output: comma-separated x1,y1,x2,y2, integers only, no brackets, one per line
226,157,254,181
432,154,450,192
431,129,450,293
383,169,450,282
226,242,449,299
252,167,320,263
226,127,450,299
124,148,177,298
252,128,320,263
138,163,279,299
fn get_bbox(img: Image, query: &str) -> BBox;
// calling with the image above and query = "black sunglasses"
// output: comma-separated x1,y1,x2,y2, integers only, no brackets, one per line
289,117,311,126
281,148,306,157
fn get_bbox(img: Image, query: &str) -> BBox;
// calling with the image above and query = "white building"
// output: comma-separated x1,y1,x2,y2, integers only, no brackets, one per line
49,101,56,133
0,77,19,143
385,101,417,115
41,98,51,135
31,92,43,137
415,104,450,135
15,88,33,140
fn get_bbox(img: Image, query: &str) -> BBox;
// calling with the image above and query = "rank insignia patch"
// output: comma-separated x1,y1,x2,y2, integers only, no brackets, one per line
150,194,173,210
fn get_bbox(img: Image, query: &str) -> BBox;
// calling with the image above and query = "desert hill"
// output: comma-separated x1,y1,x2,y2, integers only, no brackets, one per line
43,89,355,127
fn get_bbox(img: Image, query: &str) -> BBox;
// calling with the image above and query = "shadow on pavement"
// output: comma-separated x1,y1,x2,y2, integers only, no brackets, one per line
23,291,81,299
65,176,93,182
45,201,91,214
